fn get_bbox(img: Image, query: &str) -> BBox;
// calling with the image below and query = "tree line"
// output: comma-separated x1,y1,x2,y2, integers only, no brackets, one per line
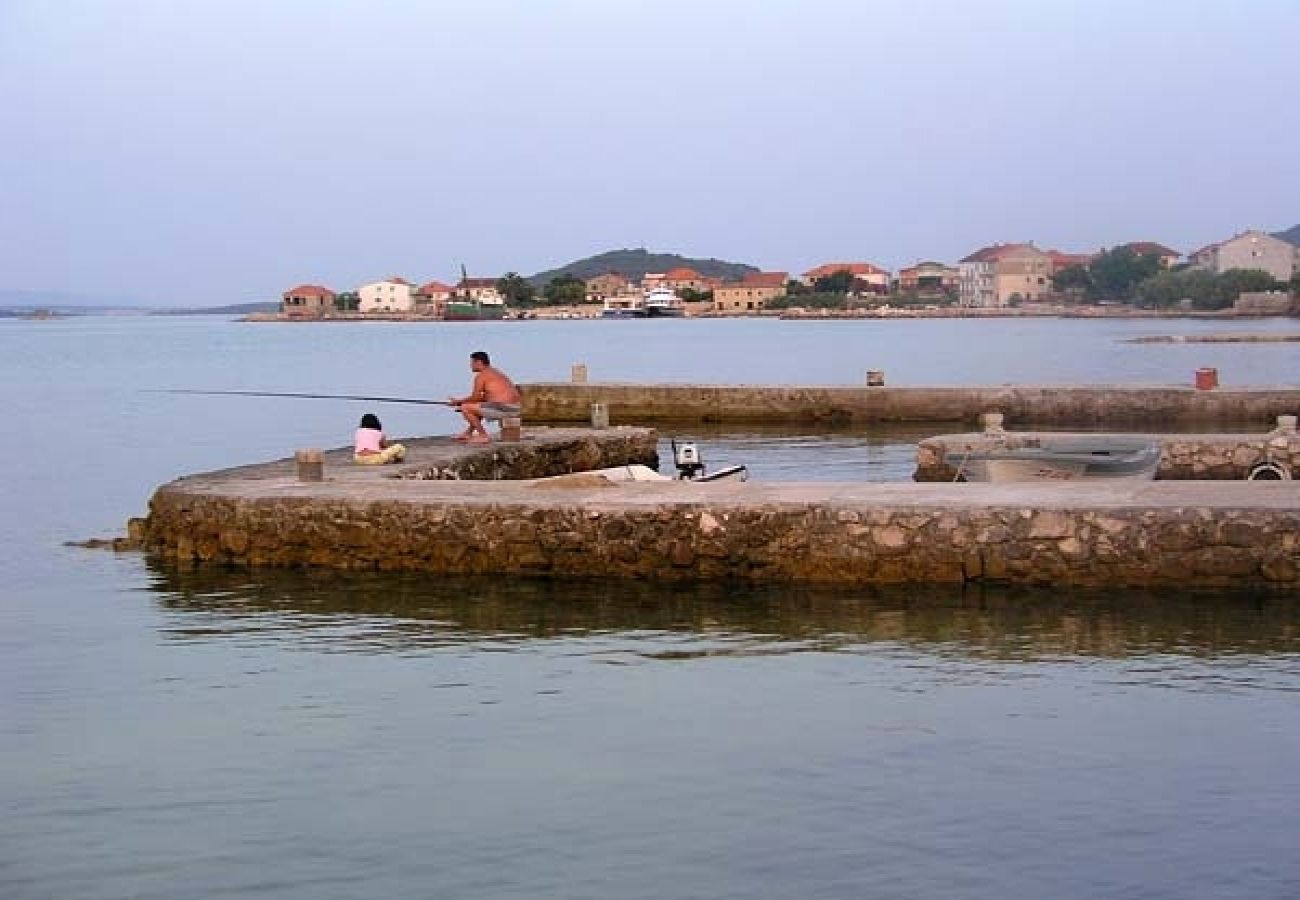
1052,247,1296,310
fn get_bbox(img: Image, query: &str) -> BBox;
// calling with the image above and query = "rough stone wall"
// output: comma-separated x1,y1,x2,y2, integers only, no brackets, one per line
521,383,1300,427
140,490,1300,588
915,433,1300,481
397,431,659,481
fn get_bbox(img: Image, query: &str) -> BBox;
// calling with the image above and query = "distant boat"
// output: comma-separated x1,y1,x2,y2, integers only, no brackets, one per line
443,296,505,321
643,286,686,317
947,437,1161,483
601,295,647,318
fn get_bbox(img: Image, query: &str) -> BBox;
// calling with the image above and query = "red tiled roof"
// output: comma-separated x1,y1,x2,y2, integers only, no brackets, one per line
1122,241,1179,258
1047,250,1094,269
804,262,889,278
737,271,788,288
283,284,334,297
958,243,1039,264
417,281,453,294
664,267,704,280
385,276,411,285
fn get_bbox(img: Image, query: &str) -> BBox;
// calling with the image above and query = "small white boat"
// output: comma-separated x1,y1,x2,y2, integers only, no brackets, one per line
947,437,1161,483
643,286,686,317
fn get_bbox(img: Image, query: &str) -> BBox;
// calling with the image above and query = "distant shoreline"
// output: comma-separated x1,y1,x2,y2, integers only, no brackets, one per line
242,305,1298,324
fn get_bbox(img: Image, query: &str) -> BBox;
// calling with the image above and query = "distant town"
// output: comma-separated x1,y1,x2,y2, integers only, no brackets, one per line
277,227,1300,321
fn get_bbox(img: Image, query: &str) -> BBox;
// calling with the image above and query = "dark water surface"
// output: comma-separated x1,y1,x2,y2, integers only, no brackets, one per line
3,316,1300,898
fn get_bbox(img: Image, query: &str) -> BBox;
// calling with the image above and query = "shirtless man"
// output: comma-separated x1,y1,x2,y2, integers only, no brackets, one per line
449,351,521,444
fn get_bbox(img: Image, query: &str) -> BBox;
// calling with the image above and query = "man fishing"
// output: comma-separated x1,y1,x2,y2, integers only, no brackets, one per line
449,351,521,444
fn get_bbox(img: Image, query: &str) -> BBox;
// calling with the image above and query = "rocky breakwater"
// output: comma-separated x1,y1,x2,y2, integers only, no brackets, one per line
136,469,1300,588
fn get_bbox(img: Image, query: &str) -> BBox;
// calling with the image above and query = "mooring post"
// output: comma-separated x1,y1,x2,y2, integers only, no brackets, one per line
981,412,1005,434
500,416,522,442
571,363,588,384
590,403,609,429
295,449,323,481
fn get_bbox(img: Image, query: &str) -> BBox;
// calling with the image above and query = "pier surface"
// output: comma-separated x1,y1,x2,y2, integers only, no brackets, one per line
136,428,1300,589
520,383,1300,427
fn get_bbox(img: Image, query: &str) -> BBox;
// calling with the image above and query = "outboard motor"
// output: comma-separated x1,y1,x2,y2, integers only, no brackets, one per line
672,440,706,480
671,439,748,483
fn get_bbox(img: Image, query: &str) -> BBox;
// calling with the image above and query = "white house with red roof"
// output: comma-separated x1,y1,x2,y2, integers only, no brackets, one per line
414,280,454,315
359,277,415,313
802,262,891,293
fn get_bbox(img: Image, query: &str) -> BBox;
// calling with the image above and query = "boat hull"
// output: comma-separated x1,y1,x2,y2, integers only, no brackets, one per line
443,302,505,321
948,440,1161,483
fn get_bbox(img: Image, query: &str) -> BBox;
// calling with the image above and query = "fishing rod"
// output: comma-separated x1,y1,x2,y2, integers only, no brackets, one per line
150,389,458,406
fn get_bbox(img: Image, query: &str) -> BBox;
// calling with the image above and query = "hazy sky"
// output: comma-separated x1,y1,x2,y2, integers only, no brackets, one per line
2,0,1297,305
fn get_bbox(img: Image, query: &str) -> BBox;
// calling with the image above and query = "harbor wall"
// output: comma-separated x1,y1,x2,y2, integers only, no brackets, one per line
139,480,1300,588
519,383,1300,427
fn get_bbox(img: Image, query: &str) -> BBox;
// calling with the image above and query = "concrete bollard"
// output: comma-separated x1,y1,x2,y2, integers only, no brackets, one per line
981,412,1005,434
500,417,522,442
1275,414,1298,435
590,403,609,429
571,363,588,384
295,449,324,482
866,370,885,387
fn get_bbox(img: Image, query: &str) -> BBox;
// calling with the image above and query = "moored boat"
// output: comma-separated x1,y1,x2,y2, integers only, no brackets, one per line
643,286,686,317
443,297,505,321
946,437,1161,483
601,296,647,318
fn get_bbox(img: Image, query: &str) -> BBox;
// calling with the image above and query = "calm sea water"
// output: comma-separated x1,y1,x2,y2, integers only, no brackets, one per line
3,315,1299,899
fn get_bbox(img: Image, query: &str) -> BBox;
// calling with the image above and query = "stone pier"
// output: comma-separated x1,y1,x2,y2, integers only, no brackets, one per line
131,427,1300,590
520,383,1300,427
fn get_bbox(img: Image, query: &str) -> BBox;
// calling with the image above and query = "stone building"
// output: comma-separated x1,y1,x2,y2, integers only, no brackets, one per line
585,272,633,302
358,277,415,313
958,243,1053,307
281,284,335,317
1190,230,1297,282
713,272,788,313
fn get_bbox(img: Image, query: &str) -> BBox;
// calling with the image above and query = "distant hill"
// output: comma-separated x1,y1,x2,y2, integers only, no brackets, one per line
1274,224,1300,246
151,301,280,316
528,248,760,287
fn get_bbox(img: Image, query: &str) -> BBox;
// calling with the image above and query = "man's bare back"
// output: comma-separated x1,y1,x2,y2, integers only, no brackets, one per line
471,367,520,405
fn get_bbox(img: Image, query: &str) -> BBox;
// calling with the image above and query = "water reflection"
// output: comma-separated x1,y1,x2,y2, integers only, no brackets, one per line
145,561,1300,664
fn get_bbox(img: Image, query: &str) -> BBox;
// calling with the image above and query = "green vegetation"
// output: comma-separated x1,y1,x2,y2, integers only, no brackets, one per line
334,292,359,312
541,274,587,306
528,247,758,287
812,269,856,294
1051,246,1161,302
1136,268,1286,310
495,272,536,306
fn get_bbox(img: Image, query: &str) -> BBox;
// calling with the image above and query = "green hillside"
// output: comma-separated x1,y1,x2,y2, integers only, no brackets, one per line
1274,224,1300,246
528,248,760,287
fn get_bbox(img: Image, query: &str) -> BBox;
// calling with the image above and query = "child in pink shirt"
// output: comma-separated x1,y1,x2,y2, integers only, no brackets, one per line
354,413,407,465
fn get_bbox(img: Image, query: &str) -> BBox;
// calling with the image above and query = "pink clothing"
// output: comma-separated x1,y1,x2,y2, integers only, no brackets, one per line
354,427,385,454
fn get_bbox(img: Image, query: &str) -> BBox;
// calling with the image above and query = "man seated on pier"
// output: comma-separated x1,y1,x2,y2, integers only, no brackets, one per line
449,350,522,444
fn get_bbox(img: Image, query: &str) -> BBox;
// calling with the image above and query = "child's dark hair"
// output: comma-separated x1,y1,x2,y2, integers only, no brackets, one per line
360,413,382,430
